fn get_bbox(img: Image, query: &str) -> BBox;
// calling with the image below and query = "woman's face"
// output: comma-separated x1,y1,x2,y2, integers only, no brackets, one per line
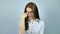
26,7,35,19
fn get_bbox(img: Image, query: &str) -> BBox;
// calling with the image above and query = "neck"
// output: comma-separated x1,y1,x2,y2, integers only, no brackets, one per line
29,18,36,22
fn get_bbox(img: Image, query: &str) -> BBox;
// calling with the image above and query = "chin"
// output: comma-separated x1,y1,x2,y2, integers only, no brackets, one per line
29,17,32,19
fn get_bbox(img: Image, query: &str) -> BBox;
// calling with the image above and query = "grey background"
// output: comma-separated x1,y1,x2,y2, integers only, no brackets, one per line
0,0,60,34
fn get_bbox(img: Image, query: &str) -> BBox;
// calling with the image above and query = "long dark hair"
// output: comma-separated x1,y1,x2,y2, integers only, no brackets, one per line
24,2,40,31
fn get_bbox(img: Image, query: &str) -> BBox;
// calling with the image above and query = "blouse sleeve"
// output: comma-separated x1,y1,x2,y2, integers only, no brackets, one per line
39,21,44,34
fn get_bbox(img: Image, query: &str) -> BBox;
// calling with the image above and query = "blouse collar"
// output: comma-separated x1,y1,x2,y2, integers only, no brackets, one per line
28,19,40,23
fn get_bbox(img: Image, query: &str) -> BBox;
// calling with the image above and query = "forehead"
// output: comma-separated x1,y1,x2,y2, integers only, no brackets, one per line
26,7,32,12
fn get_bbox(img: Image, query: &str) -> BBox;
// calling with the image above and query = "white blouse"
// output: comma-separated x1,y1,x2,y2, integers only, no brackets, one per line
25,19,44,34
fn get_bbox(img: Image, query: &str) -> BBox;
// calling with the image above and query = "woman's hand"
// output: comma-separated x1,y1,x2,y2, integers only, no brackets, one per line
21,13,28,19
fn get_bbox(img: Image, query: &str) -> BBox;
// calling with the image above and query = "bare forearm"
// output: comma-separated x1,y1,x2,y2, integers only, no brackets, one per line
20,26,25,34
20,19,25,34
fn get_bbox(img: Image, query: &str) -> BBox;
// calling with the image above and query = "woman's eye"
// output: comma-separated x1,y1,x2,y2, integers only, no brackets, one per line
26,11,33,14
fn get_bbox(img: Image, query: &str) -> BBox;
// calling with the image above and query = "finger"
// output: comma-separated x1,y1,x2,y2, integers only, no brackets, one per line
24,13,27,16
26,12,28,15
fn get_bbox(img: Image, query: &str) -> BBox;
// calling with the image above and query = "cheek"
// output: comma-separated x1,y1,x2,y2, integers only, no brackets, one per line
28,13,34,17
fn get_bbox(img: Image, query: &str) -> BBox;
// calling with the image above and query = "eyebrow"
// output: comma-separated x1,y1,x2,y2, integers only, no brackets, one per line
26,11,32,12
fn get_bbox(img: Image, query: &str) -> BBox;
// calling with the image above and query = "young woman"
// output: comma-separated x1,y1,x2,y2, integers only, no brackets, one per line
20,2,44,34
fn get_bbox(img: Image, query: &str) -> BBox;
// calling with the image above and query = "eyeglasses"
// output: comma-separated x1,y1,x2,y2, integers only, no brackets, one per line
26,11,33,14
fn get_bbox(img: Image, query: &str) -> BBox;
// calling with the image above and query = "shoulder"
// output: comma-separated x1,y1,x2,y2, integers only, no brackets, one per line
39,20,44,24
36,19,44,25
